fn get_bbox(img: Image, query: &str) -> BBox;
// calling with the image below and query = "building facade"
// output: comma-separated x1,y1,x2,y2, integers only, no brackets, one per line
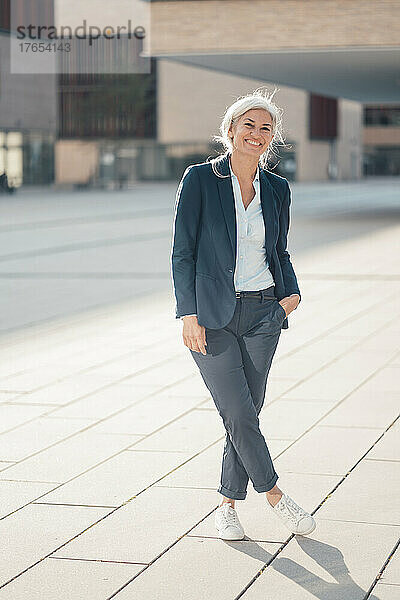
157,59,363,182
363,105,400,175
0,0,56,186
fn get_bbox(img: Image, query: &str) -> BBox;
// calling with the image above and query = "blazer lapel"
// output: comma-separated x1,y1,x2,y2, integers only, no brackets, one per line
216,153,280,265
216,155,236,258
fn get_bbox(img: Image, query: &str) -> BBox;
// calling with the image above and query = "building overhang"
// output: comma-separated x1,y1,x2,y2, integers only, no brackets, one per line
149,1,400,103
151,47,399,104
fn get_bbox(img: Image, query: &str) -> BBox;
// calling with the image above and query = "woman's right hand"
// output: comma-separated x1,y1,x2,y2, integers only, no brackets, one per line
182,316,207,355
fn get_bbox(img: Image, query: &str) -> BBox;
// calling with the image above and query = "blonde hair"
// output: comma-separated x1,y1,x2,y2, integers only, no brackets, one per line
208,87,288,178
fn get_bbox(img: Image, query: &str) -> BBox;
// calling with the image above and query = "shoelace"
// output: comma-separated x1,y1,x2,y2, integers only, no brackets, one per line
218,504,239,526
276,495,308,524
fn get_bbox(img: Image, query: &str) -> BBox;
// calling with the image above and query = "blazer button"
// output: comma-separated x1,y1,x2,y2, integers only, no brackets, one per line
227,268,233,273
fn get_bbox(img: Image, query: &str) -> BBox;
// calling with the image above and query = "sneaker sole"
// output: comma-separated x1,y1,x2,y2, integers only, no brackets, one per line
216,529,245,541
295,519,316,536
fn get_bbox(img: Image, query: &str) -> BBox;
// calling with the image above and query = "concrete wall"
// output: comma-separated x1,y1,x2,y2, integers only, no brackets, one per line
337,99,363,180
55,140,99,185
363,127,400,146
0,33,57,133
151,0,400,54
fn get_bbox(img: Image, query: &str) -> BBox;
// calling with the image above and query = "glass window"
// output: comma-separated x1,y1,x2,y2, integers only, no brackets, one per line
363,146,400,175
7,132,23,147
7,147,23,186
364,107,400,126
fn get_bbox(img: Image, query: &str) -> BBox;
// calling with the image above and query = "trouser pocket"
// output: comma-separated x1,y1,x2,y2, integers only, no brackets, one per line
275,300,286,322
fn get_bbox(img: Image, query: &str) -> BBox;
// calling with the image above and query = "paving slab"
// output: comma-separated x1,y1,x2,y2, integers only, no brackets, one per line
0,431,143,482
95,353,198,379
88,393,206,436
262,375,301,400
372,584,400,599
282,345,396,403
259,399,336,439
345,297,399,340
0,558,144,600
268,355,329,391
128,409,225,453
239,520,400,600
0,403,54,433
289,335,358,362
367,421,400,461
274,425,384,476
105,535,281,600
318,459,400,525
354,365,400,395
7,373,130,405
318,379,400,429
0,369,79,393
46,383,155,420
151,375,213,398
38,449,192,506
0,416,91,462
0,504,109,587
52,486,216,564
379,546,400,585
120,364,198,389
0,391,22,402
0,480,56,518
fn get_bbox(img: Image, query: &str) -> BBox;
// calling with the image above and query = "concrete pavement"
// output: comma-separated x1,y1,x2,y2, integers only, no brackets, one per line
0,184,399,598
1,177,399,333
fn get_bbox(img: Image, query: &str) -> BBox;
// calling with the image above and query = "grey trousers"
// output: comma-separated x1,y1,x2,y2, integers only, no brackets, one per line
189,285,285,500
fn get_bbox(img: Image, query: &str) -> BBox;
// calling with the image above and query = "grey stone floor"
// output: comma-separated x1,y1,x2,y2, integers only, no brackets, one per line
0,180,399,598
1,177,399,334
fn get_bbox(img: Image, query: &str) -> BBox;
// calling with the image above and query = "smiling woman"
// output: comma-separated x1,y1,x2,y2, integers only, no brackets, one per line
171,88,315,542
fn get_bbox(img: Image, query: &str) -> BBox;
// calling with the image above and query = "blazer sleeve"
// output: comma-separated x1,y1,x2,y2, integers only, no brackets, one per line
276,181,301,303
171,165,202,319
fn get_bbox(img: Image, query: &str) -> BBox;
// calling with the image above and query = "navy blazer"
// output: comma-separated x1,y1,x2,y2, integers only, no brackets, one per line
171,153,301,330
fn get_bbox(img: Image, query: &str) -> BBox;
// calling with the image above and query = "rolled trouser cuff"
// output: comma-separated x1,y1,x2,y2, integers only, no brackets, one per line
217,483,247,500
253,472,279,493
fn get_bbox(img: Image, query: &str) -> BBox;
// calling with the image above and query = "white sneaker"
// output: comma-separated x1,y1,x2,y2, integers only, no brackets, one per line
267,492,316,535
215,503,245,540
